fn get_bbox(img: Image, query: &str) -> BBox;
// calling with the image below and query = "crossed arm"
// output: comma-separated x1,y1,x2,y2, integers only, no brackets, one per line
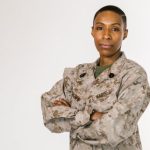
53,99,104,121
41,69,150,147
41,78,104,134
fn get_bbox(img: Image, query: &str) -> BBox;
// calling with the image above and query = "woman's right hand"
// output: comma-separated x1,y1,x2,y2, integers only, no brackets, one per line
53,99,71,107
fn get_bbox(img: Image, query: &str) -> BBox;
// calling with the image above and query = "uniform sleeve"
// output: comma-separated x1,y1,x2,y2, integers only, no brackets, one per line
41,69,77,133
76,70,150,147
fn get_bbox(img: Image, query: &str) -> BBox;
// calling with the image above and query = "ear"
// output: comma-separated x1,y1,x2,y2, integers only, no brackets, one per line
91,26,94,37
123,29,128,40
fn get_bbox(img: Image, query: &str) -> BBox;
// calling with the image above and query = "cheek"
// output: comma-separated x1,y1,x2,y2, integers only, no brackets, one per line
93,34,102,42
114,35,124,44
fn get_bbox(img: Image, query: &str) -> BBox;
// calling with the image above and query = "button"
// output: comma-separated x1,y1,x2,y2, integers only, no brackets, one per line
80,73,86,78
109,73,114,78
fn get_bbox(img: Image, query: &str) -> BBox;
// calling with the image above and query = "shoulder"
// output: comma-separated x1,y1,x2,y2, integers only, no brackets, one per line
124,58,147,78
63,62,94,78
120,58,149,89
116,57,150,94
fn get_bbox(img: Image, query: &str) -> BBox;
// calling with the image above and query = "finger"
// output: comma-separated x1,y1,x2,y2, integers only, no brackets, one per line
53,99,70,107
53,101,62,106
53,101,68,107
57,99,70,107
60,101,70,107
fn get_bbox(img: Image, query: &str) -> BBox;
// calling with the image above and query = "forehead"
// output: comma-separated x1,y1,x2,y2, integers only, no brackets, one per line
94,10,123,25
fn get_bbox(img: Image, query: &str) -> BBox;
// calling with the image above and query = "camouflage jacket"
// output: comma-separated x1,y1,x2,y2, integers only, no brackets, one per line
41,52,150,150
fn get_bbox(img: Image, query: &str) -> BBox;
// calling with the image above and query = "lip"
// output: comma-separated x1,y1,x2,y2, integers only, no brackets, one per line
100,44,112,49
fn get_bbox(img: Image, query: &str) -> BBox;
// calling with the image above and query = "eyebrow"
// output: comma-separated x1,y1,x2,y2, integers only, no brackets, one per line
95,22,121,26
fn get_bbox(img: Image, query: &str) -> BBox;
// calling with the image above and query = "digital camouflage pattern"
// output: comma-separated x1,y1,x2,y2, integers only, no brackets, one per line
41,53,150,150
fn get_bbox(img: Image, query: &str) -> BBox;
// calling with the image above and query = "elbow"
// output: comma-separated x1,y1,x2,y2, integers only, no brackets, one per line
106,137,123,148
41,92,47,102
44,121,65,133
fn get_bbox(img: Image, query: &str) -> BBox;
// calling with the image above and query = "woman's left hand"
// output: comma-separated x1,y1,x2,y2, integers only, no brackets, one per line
90,111,104,121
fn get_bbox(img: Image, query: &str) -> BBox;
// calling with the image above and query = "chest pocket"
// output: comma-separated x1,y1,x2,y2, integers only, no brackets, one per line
89,77,120,112
96,90,112,102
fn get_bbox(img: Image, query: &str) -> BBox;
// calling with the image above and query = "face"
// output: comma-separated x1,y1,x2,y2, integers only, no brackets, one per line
91,11,128,57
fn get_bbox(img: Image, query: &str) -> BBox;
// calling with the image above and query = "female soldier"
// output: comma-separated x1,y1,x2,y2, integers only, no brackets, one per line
41,5,150,150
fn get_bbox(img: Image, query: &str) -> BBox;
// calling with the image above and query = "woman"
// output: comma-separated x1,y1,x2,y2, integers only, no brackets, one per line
41,5,150,150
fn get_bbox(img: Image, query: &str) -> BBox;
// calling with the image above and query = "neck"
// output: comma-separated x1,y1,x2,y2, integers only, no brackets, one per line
99,50,122,66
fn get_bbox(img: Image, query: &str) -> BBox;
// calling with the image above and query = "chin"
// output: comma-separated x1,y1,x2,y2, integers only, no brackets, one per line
99,50,114,57
98,48,121,57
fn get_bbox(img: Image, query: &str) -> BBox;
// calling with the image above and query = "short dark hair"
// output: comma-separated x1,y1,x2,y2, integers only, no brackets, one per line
93,5,127,28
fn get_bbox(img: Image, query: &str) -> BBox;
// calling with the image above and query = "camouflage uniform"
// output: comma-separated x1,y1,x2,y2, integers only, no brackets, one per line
41,52,150,150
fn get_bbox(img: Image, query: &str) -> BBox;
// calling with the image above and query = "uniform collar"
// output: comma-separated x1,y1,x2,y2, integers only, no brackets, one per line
92,52,127,79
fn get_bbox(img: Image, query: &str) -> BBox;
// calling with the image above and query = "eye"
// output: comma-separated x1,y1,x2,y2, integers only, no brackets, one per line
96,26,103,31
112,27,120,32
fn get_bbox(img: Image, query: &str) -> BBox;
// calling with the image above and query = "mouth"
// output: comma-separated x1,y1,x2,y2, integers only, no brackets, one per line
99,44,113,49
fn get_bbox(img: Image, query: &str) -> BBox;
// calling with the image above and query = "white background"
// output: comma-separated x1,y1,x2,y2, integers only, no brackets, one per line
0,0,150,150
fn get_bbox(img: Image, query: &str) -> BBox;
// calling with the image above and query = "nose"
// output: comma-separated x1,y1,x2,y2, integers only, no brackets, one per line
103,29,111,40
